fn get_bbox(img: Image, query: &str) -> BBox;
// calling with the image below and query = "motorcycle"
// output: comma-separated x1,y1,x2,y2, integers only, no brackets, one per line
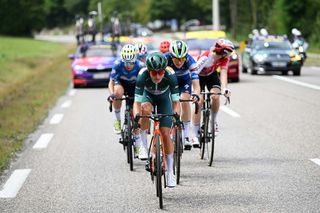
292,38,308,64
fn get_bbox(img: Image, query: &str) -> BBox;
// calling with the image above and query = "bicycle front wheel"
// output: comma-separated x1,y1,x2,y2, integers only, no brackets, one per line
200,110,209,160
207,115,215,166
126,112,134,171
174,127,182,184
155,134,163,209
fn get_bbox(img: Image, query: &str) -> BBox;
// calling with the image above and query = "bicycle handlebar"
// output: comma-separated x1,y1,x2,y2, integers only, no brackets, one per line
200,91,230,105
133,113,181,129
108,95,134,112
179,99,199,114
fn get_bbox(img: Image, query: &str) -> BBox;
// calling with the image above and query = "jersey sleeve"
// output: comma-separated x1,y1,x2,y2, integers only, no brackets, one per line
110,60,121,81
134,68,148,102
166,67,180,102
220,57,230,70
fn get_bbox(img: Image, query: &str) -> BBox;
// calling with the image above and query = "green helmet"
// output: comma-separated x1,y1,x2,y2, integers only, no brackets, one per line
169,40,188,58
146,52,168,71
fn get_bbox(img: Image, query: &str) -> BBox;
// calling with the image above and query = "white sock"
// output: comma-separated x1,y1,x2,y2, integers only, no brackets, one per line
183,121,190,139
114,109,121,121
141,130,148,149
166,153,174,174
211,111,218,127
191,123,200,138
134,134,142,147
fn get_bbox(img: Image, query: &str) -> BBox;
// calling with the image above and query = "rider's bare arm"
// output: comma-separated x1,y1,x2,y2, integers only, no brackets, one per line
108,80,115,94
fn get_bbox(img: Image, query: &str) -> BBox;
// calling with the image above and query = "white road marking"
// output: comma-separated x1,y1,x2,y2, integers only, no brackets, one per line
273,75,320,90
33,133,54,149
68,89,77,96
0,169,31,198
61,100,72,108
49,113,64,124
310,158,320,166
220,106,240,118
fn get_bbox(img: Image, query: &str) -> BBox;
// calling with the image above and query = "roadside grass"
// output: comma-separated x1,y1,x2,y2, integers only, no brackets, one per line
0,36,74,171
304,56,320,67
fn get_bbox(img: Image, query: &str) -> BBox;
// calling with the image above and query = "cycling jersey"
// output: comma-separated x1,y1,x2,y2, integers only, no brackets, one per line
110,59,143,84
110,59,143,105
196,50,229,76
165,53,198,79
135,67,179,127
165,53,199,94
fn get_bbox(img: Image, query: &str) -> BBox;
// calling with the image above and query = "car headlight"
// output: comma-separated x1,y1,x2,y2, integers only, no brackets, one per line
253,54,267,63
74,65,88,73
231,54,238,60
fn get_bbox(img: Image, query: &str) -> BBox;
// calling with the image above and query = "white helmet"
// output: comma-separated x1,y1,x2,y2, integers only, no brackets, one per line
135,43,148,57
292,28,301,36
260,28,268,36
121,44,137,62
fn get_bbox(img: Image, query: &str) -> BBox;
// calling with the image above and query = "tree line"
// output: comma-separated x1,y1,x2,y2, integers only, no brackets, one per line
0,0,319,46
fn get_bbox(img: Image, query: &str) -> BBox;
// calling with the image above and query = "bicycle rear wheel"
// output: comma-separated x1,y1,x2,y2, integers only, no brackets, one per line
174,127,182,184
155,134,163,209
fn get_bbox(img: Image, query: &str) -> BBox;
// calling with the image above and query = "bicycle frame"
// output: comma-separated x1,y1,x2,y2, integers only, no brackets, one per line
151,120,167,175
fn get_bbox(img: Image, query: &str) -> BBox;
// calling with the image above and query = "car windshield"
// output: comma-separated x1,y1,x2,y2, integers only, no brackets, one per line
76,45,116,57
185,39,216,50
253,40,291,50
85,47,115,57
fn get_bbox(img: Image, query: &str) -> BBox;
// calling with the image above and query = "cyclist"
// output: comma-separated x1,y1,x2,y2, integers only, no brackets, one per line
133,52,180,187
87,11,97,43
190,39,234,145
159,40,170,53
135,43,148,64
165,40,200,150
108,44,143,137
75,15,84,45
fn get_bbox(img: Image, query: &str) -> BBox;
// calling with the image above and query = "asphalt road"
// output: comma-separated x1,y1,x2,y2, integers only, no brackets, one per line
1,66,320,212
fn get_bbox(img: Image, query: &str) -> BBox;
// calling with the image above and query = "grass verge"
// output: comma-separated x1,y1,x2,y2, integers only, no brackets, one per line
0,36,74,171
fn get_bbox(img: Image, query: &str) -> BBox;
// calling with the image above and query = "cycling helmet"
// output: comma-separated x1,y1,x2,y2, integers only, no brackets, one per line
146,52,168,71
292,28,301,36
121,44,137,62
260,28,268,36
135,43,148,58
159,40,170,53
169,40,188,58
213,39,234,55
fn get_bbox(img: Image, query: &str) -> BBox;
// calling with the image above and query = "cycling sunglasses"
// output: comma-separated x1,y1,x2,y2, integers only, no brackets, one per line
172,57,186,63
124,61,135,66
150,70,165,77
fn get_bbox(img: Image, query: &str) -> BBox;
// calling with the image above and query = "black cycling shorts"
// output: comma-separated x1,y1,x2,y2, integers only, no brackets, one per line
114,79,135,106
199,72,221,91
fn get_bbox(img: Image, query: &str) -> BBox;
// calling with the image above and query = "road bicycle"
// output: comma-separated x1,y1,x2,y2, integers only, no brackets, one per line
199,91,230,166
109,95,135,171
174,96,199,184
134,110,180,209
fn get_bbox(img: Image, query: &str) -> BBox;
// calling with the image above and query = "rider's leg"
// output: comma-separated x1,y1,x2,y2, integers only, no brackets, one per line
180,92,191,139
161,127,175,187
113,84,124,120
191,94,203,142
134,102,152,160
210,86,221,131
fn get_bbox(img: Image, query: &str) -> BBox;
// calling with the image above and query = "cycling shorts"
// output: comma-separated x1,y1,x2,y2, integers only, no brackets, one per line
199,72,221,91
140,90,173,128
114,79,135,106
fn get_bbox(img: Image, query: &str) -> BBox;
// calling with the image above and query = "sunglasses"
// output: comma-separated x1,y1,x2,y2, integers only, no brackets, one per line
172,57,186,63
124,61,135,66
150,70,165,77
